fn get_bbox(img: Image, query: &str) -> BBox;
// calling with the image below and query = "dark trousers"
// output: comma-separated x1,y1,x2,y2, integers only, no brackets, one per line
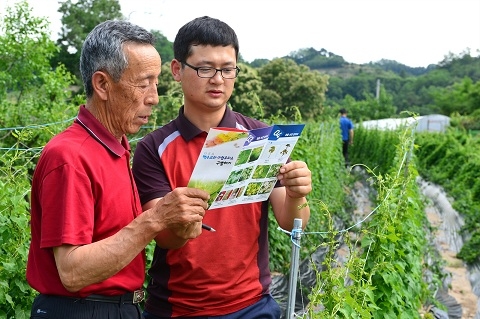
143,294,281,319
342,140,349,165
30,294,143,319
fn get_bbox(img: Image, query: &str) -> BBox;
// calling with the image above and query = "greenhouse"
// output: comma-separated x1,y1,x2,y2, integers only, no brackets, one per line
362,114,450,132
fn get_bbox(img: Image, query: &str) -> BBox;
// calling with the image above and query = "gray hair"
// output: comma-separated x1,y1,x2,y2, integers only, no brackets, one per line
80,20,155,98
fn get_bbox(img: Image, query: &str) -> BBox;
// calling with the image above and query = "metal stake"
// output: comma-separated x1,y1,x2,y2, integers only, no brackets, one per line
286,218,303,319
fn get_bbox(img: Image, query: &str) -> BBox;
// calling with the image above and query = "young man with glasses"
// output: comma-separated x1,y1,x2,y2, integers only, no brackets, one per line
132,16,312,319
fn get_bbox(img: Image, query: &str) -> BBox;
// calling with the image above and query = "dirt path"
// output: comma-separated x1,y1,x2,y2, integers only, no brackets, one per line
426,205,478,318
421,179,478,318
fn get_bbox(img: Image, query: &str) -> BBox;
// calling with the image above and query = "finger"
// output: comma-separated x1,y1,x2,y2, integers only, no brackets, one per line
279,167,311,182
281,175,311,188
172,187,210,201
279,160,308,174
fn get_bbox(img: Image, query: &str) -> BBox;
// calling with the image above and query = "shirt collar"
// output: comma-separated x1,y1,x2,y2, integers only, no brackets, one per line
75,105,130,157
175,105,237,141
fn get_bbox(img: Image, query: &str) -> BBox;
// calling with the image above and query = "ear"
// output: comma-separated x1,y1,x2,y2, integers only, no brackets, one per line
171,59,182,82
91,71,110,101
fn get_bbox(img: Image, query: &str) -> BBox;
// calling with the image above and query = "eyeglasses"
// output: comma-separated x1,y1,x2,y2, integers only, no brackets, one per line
182,61,240,79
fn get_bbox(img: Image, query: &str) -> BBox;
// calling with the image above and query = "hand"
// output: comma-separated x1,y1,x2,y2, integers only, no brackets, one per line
153,187,209,239
170,221,204,240
277,161,312,199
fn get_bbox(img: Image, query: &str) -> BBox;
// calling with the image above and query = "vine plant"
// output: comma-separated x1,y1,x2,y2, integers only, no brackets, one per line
300,125,442,318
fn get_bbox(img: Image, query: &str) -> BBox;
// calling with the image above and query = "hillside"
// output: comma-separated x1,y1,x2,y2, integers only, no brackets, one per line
249,47,479,81
252,47,480,116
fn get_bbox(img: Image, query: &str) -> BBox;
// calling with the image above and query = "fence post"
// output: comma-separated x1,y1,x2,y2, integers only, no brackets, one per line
286,218,303,319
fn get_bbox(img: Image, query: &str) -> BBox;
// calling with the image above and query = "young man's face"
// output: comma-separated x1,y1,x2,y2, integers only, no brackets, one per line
173,44,237,113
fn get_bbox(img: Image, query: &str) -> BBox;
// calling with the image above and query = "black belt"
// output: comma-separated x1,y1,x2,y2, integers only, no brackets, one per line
84,289,145,304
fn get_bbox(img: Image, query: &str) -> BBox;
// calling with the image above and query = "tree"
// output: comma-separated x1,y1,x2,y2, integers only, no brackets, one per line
432,77,480,116
249,58,270,68
229,63,265,120
342,73,375,100
290,47,346,69
0,0,77,137
342,88,397,122
52,0,123,79
259,58,328,120
151,30,173,64
325,76,344,102
0,0,57,100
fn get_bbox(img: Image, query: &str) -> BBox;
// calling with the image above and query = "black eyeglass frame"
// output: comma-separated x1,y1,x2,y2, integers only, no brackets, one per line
182,61,240,79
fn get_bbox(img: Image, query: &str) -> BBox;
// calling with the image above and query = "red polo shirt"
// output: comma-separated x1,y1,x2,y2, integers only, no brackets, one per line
132,106,277,317
27,105,145,297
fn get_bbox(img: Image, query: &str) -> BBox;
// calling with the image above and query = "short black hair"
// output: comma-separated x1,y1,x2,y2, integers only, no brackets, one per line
173,16,239,63
339,108,347,114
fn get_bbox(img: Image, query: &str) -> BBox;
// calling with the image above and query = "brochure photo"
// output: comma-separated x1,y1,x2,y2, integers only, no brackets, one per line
188,124,305,209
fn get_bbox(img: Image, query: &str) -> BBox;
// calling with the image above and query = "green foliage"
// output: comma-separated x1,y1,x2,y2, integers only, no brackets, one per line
12,0,480,123
151,30,174,63
53,0,123,78
153,58,331,123
341,90,397,123
373,59,435,76
259,58,329,120
249,58,270,68
0,0,78,155
306,203,381,318
0,3,80,316
438,49,480,81
360,139,428,318
0,0,58,100
431,77,480,116
34,0,480,123
349,125,399,173
268,121,347,273
320,52,480,117
302,125,436,318
450,109,480,131
0,135,38,318
229,63,265,119
415,129,480,264
1,113,440,318
289,47,346,69
156,62,179,96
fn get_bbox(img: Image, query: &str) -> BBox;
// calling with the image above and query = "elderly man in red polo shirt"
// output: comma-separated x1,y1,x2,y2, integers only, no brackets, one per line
26,20,209,319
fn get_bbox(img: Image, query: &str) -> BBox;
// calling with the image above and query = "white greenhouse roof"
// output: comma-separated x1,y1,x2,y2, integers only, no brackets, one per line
361,114,450,132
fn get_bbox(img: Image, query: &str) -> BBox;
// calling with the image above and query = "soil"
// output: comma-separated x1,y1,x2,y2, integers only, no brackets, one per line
425,204,478,318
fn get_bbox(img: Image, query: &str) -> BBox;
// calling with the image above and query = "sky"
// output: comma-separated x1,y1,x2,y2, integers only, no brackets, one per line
2,0,480,67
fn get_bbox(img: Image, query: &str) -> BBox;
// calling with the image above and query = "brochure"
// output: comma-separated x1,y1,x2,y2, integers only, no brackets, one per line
187,124,305,209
